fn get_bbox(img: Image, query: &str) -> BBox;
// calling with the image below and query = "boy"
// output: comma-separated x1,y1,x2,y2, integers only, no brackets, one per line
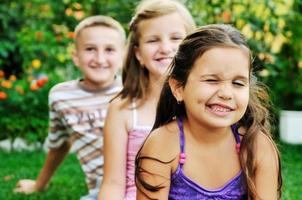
14,15,126,200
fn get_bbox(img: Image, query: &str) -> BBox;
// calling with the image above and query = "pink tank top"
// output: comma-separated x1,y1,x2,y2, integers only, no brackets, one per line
124,101,152,200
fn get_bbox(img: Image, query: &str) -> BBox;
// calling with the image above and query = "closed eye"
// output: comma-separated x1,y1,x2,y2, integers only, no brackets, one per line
146,38,159,43
232,81,246,87
205,79,219,83
171,36,184,41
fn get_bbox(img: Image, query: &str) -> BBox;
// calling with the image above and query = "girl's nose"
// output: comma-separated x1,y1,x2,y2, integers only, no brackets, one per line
217,83,233,100
159,40,174,54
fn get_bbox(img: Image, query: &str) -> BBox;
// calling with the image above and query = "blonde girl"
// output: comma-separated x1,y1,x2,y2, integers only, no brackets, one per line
98,0,195,199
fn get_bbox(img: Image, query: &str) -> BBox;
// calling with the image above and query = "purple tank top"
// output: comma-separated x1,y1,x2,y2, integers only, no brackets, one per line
168,118,247,200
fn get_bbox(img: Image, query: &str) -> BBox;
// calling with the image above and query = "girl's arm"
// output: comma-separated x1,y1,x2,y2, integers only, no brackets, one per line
255,133,280,199
136,128,177,200
98,99,128,200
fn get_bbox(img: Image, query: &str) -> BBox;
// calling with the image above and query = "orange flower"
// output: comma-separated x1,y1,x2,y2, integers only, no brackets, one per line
37,76,48,87
40,76,48,84
30,81,39,91
0,91,7,100
0,70,4,78
37,79,45,87
9,75,17,81
222,11,231,23
74,11,84,20
65,8,73,16
67,32,75,39
1,80,12,89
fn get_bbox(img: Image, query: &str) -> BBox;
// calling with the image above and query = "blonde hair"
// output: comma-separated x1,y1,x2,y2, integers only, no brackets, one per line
118,0,196,104
130,0,195,34
74,15,126,44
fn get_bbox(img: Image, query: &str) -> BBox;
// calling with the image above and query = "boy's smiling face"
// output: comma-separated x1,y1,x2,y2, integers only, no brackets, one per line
72,26,124,89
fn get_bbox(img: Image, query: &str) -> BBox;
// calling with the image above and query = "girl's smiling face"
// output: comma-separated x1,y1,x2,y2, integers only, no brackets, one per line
175,47,250,129
134,12,187,80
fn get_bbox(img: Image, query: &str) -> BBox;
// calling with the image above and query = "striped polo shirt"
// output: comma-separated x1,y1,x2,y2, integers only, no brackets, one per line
45,78,121,190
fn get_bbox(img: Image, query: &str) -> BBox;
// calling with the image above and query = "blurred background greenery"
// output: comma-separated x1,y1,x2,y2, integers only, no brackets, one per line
0,0,301,142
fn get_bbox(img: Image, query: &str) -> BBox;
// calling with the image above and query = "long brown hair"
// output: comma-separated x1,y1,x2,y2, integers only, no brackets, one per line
116,0,196,105
135,24,282,199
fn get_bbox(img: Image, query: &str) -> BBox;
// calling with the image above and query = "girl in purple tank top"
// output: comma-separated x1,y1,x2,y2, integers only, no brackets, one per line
135,24,282,200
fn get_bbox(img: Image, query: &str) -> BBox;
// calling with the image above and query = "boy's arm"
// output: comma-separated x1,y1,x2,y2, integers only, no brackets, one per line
14,141,70,193
98,99,128,200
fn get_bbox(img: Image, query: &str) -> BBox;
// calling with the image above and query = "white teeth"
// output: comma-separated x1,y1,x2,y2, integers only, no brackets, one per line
91,66,109,69
210,105,231,112
157,58,171,62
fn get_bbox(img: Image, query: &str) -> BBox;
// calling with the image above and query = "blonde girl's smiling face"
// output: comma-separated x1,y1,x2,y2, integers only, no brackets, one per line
72,26,124,89
180,47,250,129
135,12,187,79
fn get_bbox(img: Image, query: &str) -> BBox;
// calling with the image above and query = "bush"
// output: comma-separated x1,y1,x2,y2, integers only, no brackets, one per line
0,0,135,142
0,71,67,141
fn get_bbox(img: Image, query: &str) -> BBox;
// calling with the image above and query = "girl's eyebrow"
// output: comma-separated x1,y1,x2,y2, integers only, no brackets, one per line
199,74,219,79
200,74,249,81
200,74,217,77
235,76,249,81
143,31,185,38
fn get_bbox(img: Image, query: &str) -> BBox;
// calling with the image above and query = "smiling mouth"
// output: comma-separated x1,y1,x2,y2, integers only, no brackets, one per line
90,65,110,69
207,104,234,116
155,57,172,62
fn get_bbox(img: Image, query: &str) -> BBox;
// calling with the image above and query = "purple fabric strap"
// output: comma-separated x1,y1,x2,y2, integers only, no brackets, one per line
176,118,241,166
176,118,185,153
231,124,241,145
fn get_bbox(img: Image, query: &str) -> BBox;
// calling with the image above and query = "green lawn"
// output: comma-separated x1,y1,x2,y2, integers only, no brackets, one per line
1,141,301,199
0,151,87,200
280,142,302,199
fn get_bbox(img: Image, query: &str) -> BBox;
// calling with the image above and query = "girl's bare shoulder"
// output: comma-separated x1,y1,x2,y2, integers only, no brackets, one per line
254,131,279,168
106,96,134,130
140,120,180,162
109,96,131,111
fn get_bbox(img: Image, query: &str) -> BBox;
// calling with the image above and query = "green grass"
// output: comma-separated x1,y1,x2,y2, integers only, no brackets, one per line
0,142,301,199
0,151,87,200
280,142,302,199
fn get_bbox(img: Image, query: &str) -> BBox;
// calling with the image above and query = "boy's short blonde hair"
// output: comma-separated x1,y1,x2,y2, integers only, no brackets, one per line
74,15,126,43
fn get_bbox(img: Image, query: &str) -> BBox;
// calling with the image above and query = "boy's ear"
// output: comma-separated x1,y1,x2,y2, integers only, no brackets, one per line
134,46,144,67
169,78,184,102
71,50,80,68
